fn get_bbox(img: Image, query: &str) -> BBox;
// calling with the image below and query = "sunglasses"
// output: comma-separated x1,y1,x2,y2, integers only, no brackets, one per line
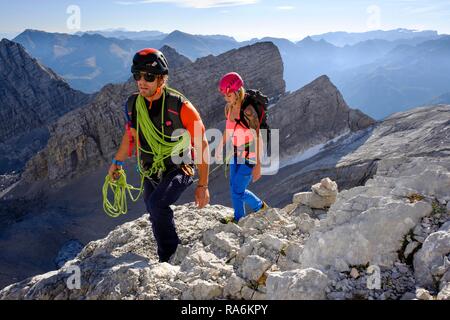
132,71,157,82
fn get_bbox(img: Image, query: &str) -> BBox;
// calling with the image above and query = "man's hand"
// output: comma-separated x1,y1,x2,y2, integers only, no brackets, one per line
108,164,122,181
195,186,210,209
252,163,261,183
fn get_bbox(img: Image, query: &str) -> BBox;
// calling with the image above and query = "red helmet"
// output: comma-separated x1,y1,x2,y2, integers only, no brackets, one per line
219,72,244,95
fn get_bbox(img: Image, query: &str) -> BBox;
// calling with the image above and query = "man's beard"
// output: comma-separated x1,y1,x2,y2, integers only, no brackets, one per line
140,87,156,97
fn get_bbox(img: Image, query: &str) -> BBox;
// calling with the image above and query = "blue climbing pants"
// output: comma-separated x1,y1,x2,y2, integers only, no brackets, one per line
229,158,263,221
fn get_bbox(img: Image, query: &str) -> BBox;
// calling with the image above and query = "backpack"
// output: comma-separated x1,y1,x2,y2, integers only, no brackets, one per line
239,89,271,150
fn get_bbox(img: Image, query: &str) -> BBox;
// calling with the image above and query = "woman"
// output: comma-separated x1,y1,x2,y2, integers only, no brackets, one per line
215,72,268,223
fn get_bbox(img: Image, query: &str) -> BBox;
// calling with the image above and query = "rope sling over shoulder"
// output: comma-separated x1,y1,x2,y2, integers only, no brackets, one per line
102,87,192,218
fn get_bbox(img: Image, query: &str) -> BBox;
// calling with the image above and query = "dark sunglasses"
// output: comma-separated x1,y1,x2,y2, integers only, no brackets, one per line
132,71,157,82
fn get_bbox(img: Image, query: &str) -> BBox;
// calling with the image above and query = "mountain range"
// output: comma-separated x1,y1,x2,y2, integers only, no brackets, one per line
10,28,450,120
310,28,441,47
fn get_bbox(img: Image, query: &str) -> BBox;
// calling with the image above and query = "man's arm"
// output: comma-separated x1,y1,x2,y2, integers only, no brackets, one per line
109,129,135,180
181,101,210,208
114,129,135,162
194,133,210,186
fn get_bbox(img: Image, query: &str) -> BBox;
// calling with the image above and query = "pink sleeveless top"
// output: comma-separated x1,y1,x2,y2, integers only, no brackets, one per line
226,106,256,159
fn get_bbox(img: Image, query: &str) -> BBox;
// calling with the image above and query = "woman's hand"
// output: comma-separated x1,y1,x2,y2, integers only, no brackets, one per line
252,163,261,183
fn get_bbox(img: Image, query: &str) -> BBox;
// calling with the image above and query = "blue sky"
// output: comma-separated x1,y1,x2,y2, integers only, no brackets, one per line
1,0,449,40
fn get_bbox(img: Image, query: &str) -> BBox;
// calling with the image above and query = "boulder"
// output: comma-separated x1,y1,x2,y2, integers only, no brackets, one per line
181,279,223,300
414,229,450,288
241,255,272,282
266,268,328,300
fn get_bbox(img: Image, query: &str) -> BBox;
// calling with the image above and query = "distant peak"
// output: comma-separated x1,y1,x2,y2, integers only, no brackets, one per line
0,38,24,51
0,38,13,45
303,75,336,91
313,74,332,83
168,30,187,36
20,29,51,37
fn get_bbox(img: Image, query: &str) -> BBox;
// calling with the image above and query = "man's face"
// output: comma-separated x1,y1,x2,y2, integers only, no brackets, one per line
134,71,159,97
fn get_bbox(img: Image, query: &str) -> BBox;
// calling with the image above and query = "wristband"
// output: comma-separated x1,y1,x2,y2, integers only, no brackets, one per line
112,159,124,166
197,185,208,188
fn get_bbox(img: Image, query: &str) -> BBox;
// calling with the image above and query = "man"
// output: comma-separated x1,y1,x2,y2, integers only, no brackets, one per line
108,48,210,262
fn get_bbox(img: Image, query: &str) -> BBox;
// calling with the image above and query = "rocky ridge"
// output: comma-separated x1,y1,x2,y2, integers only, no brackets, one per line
1,154,448,300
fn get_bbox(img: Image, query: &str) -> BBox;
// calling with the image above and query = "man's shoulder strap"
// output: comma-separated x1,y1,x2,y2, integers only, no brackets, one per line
164,87,186,130
125,89,187,128
124,93,139,122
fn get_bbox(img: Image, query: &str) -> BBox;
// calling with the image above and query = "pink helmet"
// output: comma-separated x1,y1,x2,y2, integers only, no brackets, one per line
219,72,244,95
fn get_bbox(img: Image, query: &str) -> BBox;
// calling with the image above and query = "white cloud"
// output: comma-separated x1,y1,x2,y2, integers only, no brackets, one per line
276,6,295,11
115,0,259,8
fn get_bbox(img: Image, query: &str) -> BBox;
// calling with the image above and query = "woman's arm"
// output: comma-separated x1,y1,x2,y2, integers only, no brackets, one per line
243,105,263,182
243,105,263,162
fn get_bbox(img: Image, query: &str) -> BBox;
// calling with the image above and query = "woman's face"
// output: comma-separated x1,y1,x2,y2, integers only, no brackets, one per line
223,91,238,105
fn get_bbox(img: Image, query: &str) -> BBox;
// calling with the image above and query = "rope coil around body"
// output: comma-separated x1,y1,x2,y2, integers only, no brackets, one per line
135,93,191,178
102,89,191,217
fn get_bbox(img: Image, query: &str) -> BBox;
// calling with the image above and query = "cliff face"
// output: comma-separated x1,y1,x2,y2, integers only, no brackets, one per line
0,39,90,142
270,75,375,160
21,42,286,187
0,39,91,173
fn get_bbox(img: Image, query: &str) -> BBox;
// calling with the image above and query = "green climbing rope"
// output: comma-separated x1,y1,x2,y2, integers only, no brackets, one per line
102,169,145,218
135,93,191,178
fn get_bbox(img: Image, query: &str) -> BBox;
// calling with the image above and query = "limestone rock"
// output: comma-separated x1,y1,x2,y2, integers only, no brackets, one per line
350,268,359,279
312,178,338,198
298,156,448,271
223,274,246,299
293,178,338,209
181,279,223,300
414,229,450,288
415,288,433,300
294,213,319,234
404,241,420,260
437,282,450,300
266,268,328,300
241,255,272,282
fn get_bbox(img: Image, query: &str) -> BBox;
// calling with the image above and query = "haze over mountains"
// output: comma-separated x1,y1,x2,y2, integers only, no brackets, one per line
9,28,450,120
310,28,441,47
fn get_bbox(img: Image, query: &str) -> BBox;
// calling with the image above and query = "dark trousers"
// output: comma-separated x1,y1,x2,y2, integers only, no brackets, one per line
143,167,193,262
